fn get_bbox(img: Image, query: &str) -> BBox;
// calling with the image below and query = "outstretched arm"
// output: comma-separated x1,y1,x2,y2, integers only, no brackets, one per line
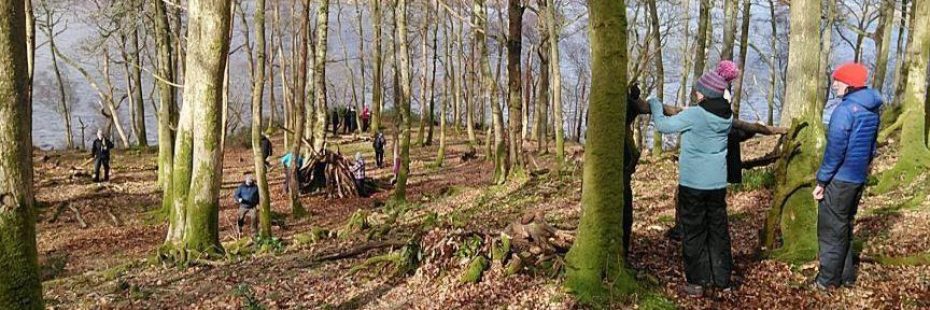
648,97,695,134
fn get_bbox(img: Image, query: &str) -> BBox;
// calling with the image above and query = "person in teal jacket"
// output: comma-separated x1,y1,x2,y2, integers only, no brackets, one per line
649,60,739,297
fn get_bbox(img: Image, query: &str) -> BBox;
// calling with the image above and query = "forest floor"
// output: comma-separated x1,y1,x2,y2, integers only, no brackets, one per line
36,127,929,309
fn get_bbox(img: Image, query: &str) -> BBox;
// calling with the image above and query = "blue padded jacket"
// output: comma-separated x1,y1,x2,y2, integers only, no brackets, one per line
816,88,883,186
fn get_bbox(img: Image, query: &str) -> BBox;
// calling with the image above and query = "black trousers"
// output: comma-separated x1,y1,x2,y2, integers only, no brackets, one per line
93,157,110,182
375,149,385,168
679,185,732,287
816,180,864,287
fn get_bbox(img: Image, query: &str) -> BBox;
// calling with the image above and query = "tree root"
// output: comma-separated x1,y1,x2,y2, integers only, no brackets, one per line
460,256,489,283
68,204,88,229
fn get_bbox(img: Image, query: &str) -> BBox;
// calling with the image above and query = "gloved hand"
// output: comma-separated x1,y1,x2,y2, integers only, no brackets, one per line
238,198,244,203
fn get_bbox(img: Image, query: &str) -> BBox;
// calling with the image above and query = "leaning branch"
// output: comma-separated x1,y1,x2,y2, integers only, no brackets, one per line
633,99,788,135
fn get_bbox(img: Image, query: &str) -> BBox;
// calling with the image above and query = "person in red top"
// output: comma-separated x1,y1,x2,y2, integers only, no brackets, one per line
361,106,371,132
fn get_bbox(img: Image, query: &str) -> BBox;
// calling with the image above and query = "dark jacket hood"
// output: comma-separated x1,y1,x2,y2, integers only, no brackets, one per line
843,88,883,112
698,97,734,119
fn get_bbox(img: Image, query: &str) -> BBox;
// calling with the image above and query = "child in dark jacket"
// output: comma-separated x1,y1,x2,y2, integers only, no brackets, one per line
812,63,882,290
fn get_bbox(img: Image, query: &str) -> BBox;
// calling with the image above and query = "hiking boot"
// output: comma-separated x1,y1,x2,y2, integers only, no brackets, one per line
811,281,830,292
680,284,704,298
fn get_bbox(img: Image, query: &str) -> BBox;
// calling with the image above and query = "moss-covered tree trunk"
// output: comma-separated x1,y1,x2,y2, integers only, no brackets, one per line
817,0,834,102
393,0,412,202
370,0,382,136
164,0,232,257
877,0,930,193
474,0,506,184
251,0,272,238
564,0,634,302
154,0,176,191
0,0,42,306
545,0,565,163
506,0,525,174
647,0,664,156
762,0,824,263
311,0,329,153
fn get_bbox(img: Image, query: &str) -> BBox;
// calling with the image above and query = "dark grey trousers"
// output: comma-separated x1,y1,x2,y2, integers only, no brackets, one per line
679,185,733,288
816,180,864,287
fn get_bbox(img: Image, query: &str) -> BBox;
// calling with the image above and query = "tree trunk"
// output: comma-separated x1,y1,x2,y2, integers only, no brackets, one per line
763,0,824,263
0,0,42,306
288,0,310,218
721,0,738,60
506,0,525,175
417,7,429,146
873,0,896,94
129,27,147,147
475,0,506,184
25,0,34,85
426,14,438,146
536,1,550,155
647,0,664,156
101,51,131,148
564,0,633,301
251,0,272,238
877,0,929,192
731,0,751,116
312,0,329,153
767,0,777,125
370,0,383,136
154,0,176,191
394,0,412,202
354,0,366,135
464,9,479,151
436,12,451,167
690,0,711,105
42,18,74,149
546,0,565,162
163,0,232,257
675,0,693,109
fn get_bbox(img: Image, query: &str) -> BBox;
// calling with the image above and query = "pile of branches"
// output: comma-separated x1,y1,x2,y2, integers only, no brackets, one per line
297,150,360,198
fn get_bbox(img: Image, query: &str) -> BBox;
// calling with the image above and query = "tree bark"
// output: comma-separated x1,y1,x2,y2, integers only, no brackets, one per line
564,0,633,301
288,0,310,218
877,0,929,192
731,0,751,116
394,0,412,202
536,0,550,155
251,0,272,238
475,0,506,184
647,0,664,156
506,0,525,175
370,0,383,136
129,27,147,147
546,0,565,162
0,0,42,306
873,0,896,94
311,0,330,153
38,2,74,149
721,0,738,60
153,0,176,191
763,0,824,263
690,0,711,105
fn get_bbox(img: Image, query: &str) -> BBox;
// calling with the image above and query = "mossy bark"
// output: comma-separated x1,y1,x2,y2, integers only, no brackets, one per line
872,0,896,94
251,0,272,238
763,0,824,263
163,0,232,257
535,1,550,155
370,0,383,137
877,0,930,193
288,0,310,218
129,27,148,147
0,0,42,306
153,0,176,191
393,0,412,202
564,0,636,302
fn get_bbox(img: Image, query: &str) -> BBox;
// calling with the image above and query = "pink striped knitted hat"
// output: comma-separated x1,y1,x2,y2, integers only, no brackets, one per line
695,60,740,99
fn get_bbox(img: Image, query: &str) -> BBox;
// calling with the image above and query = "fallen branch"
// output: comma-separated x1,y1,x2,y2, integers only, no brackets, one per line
48,202,68,223
295,239,409,269
106,207,123,227
742,151,782,170
633,98,788,136
68,204,88,229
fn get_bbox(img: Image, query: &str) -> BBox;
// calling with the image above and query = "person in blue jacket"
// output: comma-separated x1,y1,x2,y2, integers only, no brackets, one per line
234,173,261,238
649,60,739,297
812,63,882,290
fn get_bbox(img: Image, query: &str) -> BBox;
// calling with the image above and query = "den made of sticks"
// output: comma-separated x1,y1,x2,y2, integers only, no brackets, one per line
1,0,928,308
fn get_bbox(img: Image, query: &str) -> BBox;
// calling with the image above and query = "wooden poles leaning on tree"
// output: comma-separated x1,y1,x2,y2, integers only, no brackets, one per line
0,0,43,307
